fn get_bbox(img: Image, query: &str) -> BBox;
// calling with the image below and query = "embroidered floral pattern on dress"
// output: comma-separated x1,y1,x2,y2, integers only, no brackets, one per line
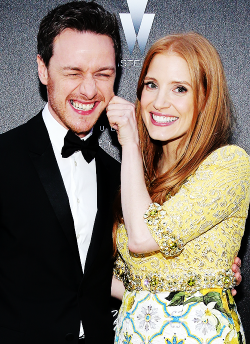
144,203,184,257
192,300,229,335
137,305,161,331
165,336,184,344
114,146,250,344
113,256,236,293
123,332,132,344
114,289,246,344
193,308,215,335
114,146,250,294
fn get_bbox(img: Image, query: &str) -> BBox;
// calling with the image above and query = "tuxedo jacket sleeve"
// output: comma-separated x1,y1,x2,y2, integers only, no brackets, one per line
0,113,121,344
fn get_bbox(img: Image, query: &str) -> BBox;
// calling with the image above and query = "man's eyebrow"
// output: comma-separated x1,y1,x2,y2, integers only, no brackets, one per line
62,66,116,72
62,66,82,71
96,66,116,72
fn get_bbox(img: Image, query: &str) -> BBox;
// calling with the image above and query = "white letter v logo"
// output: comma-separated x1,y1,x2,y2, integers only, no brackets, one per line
120,0,155,54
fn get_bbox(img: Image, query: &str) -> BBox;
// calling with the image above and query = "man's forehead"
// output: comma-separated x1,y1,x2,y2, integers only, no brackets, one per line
49,29,116,71
53,29,115,51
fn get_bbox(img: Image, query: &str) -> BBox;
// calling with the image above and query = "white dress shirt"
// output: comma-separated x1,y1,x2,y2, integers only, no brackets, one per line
42,104,97,337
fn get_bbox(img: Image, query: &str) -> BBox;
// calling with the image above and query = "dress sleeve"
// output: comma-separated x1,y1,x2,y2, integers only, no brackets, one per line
143,146,250,257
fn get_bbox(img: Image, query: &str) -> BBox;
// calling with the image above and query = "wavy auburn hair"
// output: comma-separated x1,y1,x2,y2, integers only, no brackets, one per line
113,32,233,250
137,32,233,203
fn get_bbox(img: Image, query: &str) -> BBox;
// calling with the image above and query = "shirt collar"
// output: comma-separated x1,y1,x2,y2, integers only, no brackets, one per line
42,103,93,152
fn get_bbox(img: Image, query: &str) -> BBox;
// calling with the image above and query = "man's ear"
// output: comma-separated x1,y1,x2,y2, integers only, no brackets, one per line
37,55,48,85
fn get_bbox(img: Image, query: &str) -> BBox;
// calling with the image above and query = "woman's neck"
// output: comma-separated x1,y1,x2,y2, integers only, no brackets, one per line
158,150,176,175
158,140,184,175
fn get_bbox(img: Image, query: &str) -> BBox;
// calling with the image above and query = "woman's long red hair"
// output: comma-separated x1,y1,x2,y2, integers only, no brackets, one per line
113,32,233,253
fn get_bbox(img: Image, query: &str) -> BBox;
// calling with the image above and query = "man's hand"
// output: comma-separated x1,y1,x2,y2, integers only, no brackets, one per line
232,257,242,296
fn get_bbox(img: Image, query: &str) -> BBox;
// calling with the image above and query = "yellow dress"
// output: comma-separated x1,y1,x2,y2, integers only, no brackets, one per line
114,145,250,344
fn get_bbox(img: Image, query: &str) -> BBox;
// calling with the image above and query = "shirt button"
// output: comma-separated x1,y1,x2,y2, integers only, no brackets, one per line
75,161,77,166
77,198,80,203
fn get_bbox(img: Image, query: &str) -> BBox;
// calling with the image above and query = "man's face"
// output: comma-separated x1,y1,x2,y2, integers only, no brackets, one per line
37,29,116,137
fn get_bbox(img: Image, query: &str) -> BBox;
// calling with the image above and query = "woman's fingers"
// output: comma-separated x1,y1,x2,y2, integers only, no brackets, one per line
106,96,138,146
107,98,135,123
109,95,134,105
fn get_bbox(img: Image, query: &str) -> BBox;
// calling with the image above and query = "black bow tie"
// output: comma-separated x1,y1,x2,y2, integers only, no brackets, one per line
61,130,98,163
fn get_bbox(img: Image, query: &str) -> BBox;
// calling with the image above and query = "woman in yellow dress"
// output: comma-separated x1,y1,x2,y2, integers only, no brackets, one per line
107,32,250,344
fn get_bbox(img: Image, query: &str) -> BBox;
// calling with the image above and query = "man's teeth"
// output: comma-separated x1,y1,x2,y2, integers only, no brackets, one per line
71,100,95,111
152,114,178,123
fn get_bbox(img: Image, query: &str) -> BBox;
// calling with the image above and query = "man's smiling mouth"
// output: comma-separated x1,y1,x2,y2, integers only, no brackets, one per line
70,100,96,111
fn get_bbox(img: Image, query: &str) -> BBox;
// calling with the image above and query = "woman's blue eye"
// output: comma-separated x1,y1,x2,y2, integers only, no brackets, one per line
144,81,157,89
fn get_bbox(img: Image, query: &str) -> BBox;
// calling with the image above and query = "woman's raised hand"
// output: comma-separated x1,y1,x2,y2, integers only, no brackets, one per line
106,96,139,147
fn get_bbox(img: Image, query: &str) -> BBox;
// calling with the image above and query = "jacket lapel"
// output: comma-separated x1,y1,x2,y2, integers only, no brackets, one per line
24,113,81,266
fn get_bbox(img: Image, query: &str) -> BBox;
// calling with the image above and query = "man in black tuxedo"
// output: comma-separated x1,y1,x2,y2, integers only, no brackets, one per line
0,2,121,344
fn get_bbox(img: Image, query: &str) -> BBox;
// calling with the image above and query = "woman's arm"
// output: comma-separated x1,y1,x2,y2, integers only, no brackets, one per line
111,277,125,300
143,146,250,257
107,96,160,253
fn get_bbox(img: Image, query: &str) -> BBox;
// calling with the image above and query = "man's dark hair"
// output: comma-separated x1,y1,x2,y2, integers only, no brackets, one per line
37,1,121,67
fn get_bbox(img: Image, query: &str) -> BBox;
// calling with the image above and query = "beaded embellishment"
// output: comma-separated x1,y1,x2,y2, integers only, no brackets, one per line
144,203,184,257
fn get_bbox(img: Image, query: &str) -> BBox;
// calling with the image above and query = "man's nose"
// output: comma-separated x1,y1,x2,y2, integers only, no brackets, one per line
79,77,98,99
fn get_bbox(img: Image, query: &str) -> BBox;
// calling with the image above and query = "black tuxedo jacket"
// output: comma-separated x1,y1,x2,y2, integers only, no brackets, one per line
0,113,120,344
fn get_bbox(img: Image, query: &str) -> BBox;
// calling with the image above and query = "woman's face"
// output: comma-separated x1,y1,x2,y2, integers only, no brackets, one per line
141,53,194,146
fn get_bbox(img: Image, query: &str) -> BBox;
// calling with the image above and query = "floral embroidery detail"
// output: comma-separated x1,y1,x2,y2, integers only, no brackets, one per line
187,277,196,286
218,270,236,288
165,335,184,344
126,296,135,312
123,332,132,344
137,305,160,331
113,257,236,293
114,289,246,344
143,203,166,224
193,308,215,335
193,301,229,335
144,203,184,257
225,328,238,344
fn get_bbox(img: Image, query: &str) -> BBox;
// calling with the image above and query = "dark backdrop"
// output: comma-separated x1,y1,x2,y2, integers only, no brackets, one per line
0,0,249,339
